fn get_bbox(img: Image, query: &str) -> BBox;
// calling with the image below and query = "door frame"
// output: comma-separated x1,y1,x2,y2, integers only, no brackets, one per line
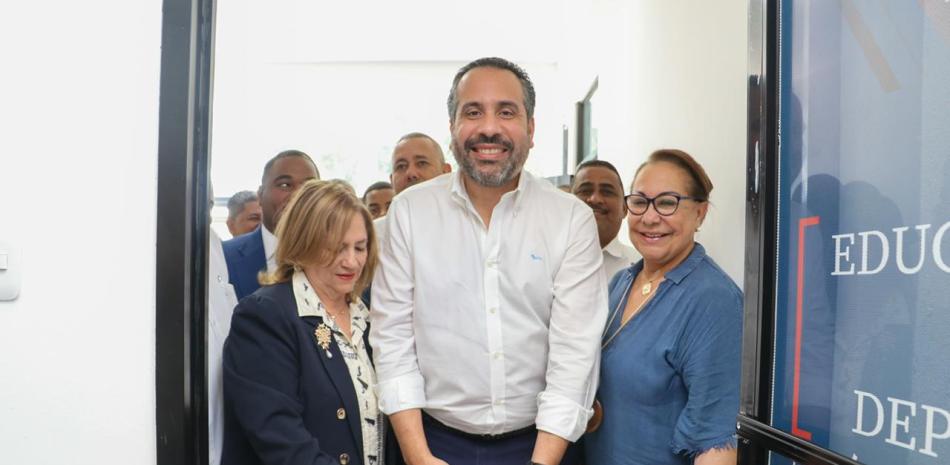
155,0,215,462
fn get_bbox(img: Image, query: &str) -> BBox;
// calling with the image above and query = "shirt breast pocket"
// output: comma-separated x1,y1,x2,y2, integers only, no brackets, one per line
504,244,556,318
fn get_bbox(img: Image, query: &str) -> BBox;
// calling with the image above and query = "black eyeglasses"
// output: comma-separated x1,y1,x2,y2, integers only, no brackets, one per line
624,193,705,216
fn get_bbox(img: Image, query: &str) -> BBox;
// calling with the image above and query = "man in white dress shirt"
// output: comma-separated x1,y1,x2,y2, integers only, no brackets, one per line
208,229,239,465
370,57,607,465
571,160,640,280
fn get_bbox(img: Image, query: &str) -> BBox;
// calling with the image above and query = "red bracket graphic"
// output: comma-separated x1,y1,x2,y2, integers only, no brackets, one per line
792,216,820,441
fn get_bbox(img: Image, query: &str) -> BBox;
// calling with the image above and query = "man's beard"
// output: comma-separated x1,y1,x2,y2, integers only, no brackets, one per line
451,134,528,188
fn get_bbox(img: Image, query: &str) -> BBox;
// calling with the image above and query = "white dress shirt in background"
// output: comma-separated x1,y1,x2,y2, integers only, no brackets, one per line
370,170,608,442
261,225,277,272
602,236,640,282
373,215,389,247
208,230,239,465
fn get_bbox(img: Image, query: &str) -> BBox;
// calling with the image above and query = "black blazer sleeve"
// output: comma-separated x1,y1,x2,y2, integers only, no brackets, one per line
223,291,338,465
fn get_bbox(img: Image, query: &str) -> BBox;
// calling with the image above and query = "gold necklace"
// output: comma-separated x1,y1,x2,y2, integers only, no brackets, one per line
602,276,660,349
602,268,665,348
639,269,664,295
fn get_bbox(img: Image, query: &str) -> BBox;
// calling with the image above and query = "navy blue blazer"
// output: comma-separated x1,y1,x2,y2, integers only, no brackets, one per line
223,226,268,300
222,282,373,465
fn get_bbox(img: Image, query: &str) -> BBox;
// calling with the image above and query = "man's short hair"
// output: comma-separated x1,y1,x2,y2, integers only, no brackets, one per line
363,181,393,202
395,132,445,163
261,149,320,185
574,159,624,190
226,190,259,220
447,57,536,123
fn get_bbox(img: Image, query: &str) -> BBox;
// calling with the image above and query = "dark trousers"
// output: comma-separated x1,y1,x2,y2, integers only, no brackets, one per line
421,415,583,465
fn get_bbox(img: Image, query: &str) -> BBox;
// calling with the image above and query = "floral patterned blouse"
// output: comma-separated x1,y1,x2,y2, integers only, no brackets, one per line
293,270,383,465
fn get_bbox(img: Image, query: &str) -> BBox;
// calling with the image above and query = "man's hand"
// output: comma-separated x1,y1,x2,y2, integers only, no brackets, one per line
389,409,450,465
413,457,450,465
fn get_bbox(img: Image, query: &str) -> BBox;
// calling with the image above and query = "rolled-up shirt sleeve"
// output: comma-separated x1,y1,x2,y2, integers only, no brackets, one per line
671,285,742,456
536,204,608,441
369,197,427,414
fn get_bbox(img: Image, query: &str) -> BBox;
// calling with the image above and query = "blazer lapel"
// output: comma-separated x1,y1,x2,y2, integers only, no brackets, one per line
299,315,364,456
234,228,267,298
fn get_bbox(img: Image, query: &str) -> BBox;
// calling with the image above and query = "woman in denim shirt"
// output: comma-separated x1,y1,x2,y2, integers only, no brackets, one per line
585,149,742,465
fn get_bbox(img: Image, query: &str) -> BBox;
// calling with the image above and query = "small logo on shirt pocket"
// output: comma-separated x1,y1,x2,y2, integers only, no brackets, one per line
530,253,543,261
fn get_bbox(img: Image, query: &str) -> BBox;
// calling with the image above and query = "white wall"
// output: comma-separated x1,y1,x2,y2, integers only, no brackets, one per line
210,0,588,197
0,1,161,464
593,0,749,287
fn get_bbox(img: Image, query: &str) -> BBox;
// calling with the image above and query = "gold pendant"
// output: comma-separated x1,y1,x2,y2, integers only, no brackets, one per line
641,282,652,295
315,324,333,358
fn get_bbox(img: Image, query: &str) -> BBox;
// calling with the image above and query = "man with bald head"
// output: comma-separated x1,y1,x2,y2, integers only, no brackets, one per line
374,132,452,243
390,132,452,194
361,133,452,307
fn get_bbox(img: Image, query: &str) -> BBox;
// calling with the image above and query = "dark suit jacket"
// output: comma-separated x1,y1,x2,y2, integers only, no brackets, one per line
222,282,373,465
222,226,268,300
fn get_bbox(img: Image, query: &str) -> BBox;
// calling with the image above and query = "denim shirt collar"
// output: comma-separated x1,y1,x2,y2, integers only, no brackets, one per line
664,242,707,285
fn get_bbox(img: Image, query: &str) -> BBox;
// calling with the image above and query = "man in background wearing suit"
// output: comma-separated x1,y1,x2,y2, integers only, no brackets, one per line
223,149,320,300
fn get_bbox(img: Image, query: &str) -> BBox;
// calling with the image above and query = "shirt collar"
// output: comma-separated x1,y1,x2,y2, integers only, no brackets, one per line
449,169,532,212
603,236,627,258
261,225,277,259
664,242,707,285
291,269,369,329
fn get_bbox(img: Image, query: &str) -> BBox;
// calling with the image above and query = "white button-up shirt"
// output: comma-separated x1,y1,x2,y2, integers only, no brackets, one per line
370,170,608,442
208,231,238,465
602,236,640,282
261,225,278,272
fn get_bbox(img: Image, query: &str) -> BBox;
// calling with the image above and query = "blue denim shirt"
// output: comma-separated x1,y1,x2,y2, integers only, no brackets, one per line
585,243,742,464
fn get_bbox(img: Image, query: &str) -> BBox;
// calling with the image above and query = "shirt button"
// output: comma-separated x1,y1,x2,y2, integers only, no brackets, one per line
339,453,350,464
488,307,497,314
493,351,502,360
336,408,346,420
486,259,498,268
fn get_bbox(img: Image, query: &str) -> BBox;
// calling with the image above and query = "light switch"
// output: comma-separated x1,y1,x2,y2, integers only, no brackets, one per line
0,241,21,301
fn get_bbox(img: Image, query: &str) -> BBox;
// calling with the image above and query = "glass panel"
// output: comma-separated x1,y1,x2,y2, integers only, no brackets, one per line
771,1,950,464
768,450,806,465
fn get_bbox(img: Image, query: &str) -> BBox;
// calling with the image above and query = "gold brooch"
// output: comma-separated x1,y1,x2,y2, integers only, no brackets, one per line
314,323,333,358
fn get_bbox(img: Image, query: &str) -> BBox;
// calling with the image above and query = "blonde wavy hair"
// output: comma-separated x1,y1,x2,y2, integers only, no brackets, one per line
259,179,378,302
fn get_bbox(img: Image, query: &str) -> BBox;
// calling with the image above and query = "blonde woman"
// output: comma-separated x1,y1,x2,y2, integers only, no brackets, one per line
223,180,386,465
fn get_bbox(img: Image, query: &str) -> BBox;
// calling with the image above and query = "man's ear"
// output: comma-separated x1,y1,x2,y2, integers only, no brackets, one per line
527,117,535,149
442,163,452,173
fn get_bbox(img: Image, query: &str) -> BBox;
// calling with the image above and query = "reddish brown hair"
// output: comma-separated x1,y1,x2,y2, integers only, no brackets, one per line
633,149,713,200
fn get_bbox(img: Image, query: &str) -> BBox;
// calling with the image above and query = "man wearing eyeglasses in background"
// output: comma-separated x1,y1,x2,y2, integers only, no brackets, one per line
571,160,640,280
